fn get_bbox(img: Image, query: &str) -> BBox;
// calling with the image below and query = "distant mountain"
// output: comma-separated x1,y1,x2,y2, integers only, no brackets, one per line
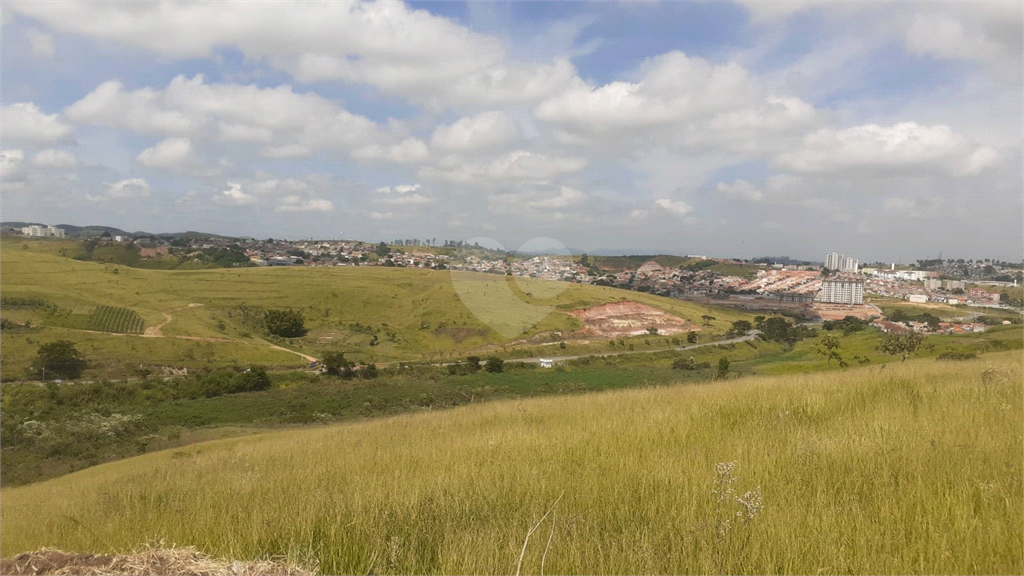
2,222,135,238
2,223,244,241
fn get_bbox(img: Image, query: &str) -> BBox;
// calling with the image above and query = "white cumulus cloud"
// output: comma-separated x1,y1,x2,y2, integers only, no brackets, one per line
374,183,433,205
212,182,257,206
775,122,1002,175
137,137,195,168
654,198,693,216
87,178,151,202
2,102,74,145
275,196,333,212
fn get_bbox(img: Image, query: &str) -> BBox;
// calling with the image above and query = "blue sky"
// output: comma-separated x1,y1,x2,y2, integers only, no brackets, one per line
1,1,1020,262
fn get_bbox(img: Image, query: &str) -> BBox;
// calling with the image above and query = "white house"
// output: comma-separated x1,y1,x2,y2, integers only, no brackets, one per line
539,358,554,368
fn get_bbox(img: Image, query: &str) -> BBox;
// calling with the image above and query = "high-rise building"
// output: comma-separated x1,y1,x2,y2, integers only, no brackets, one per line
819,279,864,305
824,252,858,272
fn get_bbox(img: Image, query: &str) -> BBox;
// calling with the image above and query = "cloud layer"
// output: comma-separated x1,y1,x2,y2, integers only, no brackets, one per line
2,0,1020,261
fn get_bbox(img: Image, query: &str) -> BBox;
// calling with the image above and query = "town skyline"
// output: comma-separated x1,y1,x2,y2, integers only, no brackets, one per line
6,219,1022,267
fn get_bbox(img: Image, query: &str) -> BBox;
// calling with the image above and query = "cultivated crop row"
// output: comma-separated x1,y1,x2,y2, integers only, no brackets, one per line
87,305,145,334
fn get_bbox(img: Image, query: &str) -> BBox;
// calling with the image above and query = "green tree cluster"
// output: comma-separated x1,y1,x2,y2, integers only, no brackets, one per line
265,309,307,338
822,315,870,335
31,341,88,380
726,320,752,337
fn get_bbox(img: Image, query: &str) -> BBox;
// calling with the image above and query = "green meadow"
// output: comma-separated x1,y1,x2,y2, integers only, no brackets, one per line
1,352,1020,574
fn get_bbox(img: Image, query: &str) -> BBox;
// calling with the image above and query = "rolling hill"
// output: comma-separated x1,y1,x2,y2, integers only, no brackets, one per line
0,239,752,380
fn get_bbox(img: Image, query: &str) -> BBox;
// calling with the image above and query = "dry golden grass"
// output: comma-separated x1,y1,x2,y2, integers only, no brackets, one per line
2,351,1021,574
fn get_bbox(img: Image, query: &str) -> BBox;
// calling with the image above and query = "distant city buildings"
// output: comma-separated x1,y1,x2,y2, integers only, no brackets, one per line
824,252,858,273
21,225,65,238
819,278,865,305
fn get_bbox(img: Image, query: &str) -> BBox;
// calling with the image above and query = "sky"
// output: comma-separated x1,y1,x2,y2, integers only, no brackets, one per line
1,1,1021,263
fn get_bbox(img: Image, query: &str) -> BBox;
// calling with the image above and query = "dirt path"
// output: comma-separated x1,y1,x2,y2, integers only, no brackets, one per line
268,344,318,363
143,303,204,337
143,312,173,337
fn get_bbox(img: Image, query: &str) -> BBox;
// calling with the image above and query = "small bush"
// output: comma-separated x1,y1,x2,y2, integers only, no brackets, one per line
937,349,977,361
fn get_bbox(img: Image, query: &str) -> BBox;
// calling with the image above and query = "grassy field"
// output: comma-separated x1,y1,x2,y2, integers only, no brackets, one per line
1,240,751,380
1,351,1020,574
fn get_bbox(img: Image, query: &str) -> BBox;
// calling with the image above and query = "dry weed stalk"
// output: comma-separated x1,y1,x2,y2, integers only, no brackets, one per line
515,490,565,576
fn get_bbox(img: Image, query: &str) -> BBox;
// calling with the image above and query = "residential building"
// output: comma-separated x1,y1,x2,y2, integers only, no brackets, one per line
923,279,942,290
907,294,928,303
824,252,858,273
21,224,65,238
819,278,864,305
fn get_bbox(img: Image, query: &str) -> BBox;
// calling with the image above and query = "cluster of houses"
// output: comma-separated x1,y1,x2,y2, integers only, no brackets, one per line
870,319,993,335
864,276,1002,307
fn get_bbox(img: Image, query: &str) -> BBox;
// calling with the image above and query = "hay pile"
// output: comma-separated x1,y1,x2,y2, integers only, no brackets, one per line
0,545,315,576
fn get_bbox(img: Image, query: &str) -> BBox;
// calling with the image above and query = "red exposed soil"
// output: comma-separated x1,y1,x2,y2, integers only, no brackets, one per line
566,301,695,337
813,303,881,321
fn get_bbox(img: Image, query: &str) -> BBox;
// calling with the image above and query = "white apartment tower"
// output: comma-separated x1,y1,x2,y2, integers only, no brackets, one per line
21,225,65,238
824,252,858,273
819,279,865,305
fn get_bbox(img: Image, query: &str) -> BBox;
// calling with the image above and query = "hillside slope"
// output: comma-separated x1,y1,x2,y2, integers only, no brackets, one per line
1,240,750,379
1,352,1019,574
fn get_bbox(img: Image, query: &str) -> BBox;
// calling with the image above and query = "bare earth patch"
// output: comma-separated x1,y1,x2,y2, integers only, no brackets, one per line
813,303,882,321
0,546,314,576
566,301,694,337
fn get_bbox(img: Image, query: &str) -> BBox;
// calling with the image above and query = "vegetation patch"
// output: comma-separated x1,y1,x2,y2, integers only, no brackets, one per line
87,306,145,334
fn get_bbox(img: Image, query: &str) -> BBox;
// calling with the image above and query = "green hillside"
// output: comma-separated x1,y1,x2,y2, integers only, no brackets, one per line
2,352,1019,574
1,240,751,380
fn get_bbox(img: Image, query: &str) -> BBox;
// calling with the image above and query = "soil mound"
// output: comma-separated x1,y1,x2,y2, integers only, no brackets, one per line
567,301,694,337
0,546,314,576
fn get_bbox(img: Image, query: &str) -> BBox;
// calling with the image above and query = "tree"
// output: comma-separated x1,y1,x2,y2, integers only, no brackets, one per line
579,253,590,267
816,334,843,368
1001,292,1011,305
687,332,698,344
321,351,353,377
31,340,87,380
647,326,659,335
760,317,796,345
716,356,730,379
727,320,753,337
485,356,504,373
701,314,716,327
376,241,390,257
265,309,306,338
878,332,924,362
466,356,482,372
753,316,766,330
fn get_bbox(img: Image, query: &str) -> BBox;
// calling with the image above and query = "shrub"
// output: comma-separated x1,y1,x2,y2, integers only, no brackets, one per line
234,367,271,392
937,349,977,361
485,357,504,373
266,309,306,338
716,357,730,379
